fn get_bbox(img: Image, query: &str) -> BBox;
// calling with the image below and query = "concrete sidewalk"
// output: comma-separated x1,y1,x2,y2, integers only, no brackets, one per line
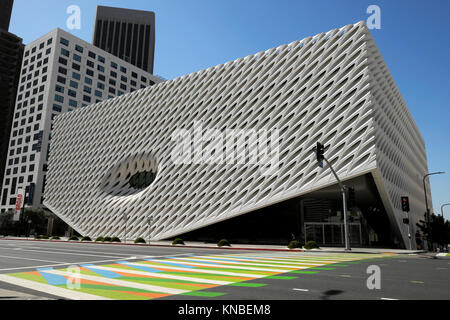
0,236,426,254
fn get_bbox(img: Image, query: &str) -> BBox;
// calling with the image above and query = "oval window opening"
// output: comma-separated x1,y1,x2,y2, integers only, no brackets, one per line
129,171,157,189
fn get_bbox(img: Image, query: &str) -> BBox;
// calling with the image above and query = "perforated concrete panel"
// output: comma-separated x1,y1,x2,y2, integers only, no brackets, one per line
44,21,429,247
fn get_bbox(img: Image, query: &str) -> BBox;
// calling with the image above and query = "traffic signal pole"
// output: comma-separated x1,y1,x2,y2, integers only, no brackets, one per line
313,142,350,251
322,157,351,251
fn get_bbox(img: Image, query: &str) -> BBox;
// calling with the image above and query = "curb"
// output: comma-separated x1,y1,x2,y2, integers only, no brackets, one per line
0,237,303,252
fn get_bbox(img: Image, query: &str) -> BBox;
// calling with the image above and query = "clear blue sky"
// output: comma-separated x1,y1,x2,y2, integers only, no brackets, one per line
9,0,450,219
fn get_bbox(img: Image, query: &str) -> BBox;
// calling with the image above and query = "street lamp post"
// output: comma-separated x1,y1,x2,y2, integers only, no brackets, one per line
441,203,450,217
148,216,153,245
423,171,445,250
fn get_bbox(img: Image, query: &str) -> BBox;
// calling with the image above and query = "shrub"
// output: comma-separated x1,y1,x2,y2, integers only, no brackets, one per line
51,236,60,240
103,236,112,242
111,236,121,242
304,240,319,250
288,240,301,249
81,236,92,241
172,238,184,245
95,236,104,242
217,239,231,247
68,236,79,241
134,237,146,244
38,235,49,240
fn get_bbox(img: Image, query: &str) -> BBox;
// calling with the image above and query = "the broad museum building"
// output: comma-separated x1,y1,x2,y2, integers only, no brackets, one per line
44,21,430,249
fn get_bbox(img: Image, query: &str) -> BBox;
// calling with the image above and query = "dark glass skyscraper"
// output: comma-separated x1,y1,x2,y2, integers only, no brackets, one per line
92,6,155,74
0,0,24,207
0,0,14,31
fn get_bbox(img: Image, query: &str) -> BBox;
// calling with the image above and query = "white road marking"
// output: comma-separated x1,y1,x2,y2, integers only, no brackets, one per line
221,254,362,263
146,253,195,258
151,258,298,272
1,246,133,256
0,247,126,259
45,269,186,295
137,261,269,278
0,255,67,264
0,274,110,300
89,265,230,285
186,256,326,267
381,297,399,300
293,288,309,292
0,253,196,272
0,258,133,272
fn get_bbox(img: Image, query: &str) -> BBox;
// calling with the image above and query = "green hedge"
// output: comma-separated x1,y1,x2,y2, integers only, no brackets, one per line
81,236,92,242
111,236,121,242
50,236,60,240
217,239,231,247
134,237,146,244
288,240,301,249
68,236,79,241
103,236,112,242
172,238,184,245
304,240,319,249
95,236,104,242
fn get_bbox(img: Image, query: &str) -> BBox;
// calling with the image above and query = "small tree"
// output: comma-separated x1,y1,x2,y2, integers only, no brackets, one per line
428,214,450,248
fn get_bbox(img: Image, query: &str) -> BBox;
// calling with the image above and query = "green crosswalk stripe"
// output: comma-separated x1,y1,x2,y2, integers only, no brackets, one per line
266,275,297,280
180,291,227,297
228,282,267,287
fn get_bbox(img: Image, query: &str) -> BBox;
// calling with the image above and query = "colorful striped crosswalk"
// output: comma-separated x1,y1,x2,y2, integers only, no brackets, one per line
0,252,392,300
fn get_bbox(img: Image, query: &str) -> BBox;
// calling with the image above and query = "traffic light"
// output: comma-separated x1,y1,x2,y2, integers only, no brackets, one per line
401,196,410,212
316,142,324,167
348,187,356,208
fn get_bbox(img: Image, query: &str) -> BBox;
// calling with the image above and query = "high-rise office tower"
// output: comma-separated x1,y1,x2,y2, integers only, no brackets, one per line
0,0,24,205
0,28,162,212
0,0,14,31
92,6,155,74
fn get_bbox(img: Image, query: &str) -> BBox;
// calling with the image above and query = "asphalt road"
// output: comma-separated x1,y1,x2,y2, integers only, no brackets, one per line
0,239,449,300
162,254,450,300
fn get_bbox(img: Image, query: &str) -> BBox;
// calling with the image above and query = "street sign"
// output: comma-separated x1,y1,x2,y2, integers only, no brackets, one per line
13,188,25,222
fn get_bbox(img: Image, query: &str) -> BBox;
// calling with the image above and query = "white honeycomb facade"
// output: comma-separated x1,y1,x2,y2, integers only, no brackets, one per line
44,21,429,248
